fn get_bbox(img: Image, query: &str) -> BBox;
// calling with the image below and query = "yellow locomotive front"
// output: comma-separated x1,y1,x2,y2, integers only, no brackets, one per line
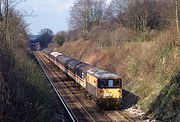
97,79,122,107
86,68,122,108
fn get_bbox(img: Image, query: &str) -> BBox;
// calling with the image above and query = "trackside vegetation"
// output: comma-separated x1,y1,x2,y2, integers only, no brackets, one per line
0,44,71,121
56,27,180,122
0,44,47,121
52,0,180,121
0,1,71,121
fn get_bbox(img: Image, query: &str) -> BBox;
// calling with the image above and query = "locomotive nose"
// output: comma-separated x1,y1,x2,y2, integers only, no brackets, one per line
109,92,112,96
103,91,113,98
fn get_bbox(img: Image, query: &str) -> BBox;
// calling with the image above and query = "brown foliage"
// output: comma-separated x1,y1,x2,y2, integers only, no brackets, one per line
57,27,180,111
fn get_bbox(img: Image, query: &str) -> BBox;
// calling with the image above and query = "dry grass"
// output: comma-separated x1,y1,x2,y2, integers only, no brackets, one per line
56,28,180,111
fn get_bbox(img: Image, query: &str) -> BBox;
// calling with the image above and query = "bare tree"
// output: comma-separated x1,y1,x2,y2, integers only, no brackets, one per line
108,0,128,23
7,9,28,48
162,0,180,34
175,0,179,34
90,0,106,25
69,0,93,31
69,0,107,31
124,0,166,31
0,0,26,45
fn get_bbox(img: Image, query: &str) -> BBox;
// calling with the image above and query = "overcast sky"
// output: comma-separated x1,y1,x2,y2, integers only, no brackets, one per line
17,0,111,35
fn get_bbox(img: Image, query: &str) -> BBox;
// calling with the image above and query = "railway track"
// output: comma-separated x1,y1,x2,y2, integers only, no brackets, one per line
34,52,112,122
34,51,141,122
105,110,142,122
34,52,78,122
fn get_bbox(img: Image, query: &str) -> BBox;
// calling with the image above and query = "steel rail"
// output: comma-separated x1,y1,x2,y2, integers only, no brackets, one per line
38,53,96,122
117,111,136,122
34,52,78,122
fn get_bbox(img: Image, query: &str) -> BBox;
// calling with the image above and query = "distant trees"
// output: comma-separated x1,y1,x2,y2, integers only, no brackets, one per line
0,0,28,47
108,0,128,24
90,0,106,26
8,9,28,48
69,0,92,31
52,31,66,46
125,0,163,31
37,28,53,49
69,0,106,31
69,0,180,34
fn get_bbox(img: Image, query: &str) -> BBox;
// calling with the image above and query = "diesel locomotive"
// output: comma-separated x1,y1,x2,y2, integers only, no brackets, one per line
42,49,122,107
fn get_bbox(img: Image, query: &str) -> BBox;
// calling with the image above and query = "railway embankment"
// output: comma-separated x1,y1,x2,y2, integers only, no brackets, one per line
0,45,71,121
146,71,180,121
55,29,180,121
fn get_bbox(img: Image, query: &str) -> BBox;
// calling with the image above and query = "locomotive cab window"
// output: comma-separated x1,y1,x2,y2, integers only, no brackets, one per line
108,80,113,87
98,79,122,88
114,79,122,88
99,80,108,88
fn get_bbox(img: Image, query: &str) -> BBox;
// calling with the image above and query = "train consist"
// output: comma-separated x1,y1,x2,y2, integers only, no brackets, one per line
42,49,122,107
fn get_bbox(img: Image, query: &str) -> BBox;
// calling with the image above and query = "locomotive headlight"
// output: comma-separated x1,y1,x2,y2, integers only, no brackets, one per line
109,92,112,96
103,92,112,97
118,89,122,93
